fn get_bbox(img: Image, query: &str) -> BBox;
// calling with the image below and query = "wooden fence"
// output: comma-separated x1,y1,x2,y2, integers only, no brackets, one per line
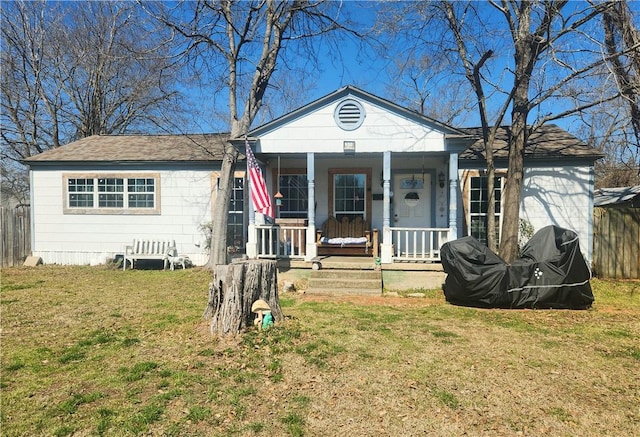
592,207,640,279
1,205,31,268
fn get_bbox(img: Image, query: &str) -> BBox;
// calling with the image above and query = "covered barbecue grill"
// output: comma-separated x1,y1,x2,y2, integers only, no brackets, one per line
441,226,594,309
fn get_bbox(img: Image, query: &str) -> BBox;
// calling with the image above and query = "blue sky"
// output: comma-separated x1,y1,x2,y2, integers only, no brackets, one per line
182,0,638,143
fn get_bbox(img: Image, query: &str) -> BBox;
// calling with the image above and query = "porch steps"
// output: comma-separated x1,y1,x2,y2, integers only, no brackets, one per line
306,269,382,295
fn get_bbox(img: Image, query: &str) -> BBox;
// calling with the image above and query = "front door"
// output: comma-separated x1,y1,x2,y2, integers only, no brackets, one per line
393,173,432,228
393,173,432,257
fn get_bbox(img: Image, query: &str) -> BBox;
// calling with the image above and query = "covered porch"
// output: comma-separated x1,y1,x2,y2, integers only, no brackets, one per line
245,150,461,265
239,86,473,266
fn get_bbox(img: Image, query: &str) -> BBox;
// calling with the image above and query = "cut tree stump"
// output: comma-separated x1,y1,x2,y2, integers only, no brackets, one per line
204,259,283,336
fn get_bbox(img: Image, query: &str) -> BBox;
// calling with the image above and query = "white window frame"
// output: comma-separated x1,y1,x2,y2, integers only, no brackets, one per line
63,173,161,215
467,174,503,245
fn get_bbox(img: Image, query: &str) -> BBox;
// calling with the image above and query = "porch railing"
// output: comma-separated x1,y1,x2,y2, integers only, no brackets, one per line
256,224,307,259
255,224,449,262
390,227,450,262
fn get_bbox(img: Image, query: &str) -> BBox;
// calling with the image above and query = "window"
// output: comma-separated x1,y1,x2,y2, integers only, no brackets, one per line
64,174,160,214
469,176,502,245
278,174,308,218
98,178,124,208
334,173,366,220
68,178,94,207
227,176,245,253
128,178,156,208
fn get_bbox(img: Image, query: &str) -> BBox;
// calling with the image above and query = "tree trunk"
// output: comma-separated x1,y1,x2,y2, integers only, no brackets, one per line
500,109,527,263
207,142,239,269
204,259,283,336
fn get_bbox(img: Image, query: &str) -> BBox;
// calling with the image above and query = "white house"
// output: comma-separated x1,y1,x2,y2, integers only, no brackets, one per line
25,86,601,267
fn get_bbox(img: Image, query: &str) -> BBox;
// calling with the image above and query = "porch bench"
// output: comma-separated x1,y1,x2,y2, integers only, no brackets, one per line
316,216,379,257
123,239,176,271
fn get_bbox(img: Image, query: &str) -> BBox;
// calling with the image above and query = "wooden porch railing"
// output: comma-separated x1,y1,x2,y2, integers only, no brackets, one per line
390,227,450,262
256,225,307,259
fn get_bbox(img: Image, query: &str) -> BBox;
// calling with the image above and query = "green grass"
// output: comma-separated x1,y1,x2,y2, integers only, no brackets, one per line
1,266,639,436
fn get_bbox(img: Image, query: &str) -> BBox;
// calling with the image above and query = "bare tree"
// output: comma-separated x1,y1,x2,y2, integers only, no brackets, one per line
441,1,517,253
1,0,182,200
577,97,640,188
601,0,640,162
147,0,358,268
382,1,625,262
492,0,623,261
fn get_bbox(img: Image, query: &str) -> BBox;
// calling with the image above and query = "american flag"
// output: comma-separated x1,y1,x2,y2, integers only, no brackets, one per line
245,140,273,218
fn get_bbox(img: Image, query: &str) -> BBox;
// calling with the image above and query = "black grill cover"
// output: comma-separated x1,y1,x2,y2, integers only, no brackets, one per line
441,226,594,309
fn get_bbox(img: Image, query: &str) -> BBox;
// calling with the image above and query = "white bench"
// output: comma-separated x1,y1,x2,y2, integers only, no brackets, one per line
123,239,176,271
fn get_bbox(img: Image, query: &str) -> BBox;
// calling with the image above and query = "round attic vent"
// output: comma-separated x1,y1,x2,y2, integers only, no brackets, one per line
334,99,365,131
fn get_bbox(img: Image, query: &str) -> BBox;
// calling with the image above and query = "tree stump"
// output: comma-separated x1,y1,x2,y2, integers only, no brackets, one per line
204,259,283,336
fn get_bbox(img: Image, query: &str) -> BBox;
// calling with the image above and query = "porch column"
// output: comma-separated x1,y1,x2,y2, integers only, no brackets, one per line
381,151,393,263
246,175,258,258
305,152,317,261
448,153,459,240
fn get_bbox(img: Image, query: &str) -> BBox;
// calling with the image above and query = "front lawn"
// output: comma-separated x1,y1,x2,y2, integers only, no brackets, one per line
1,266,638,436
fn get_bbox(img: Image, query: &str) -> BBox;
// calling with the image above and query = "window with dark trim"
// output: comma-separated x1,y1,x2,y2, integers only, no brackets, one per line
227,176,245,253
278,174,308,218
469,176,502,245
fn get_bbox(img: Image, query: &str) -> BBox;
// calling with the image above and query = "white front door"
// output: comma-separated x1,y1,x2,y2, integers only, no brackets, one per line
393,173,432,228
392,173,433,258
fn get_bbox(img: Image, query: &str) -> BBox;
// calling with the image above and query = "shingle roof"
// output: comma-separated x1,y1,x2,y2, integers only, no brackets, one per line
24,134,230,163
24,124,600,165
460,124,603,161
594,185,640,207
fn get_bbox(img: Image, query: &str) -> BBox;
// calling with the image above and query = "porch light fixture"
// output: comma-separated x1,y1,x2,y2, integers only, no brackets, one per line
275,155,283,206
274,191,283,206
439,171,446,188
343,140,356,154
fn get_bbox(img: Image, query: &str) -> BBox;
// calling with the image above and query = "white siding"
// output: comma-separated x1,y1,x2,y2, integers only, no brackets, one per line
31,168,213,265
520,165,594,261
257,98,448,154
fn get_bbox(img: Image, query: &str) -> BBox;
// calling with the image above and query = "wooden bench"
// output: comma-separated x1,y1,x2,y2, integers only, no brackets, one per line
123,239,176,270
316,216,379,257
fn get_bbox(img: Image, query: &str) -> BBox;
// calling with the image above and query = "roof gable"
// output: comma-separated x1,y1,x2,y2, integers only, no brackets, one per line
250,85,467,138
250,86,469,154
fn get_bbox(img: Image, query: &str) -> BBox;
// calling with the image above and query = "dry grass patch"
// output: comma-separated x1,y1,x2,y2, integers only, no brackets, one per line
1,267,639,436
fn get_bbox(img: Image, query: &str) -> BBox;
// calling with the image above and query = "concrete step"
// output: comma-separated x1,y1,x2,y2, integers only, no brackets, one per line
307,268,382,295
310,269,381,280
312,258,376,270
309,278,382,290
306,287,381,296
